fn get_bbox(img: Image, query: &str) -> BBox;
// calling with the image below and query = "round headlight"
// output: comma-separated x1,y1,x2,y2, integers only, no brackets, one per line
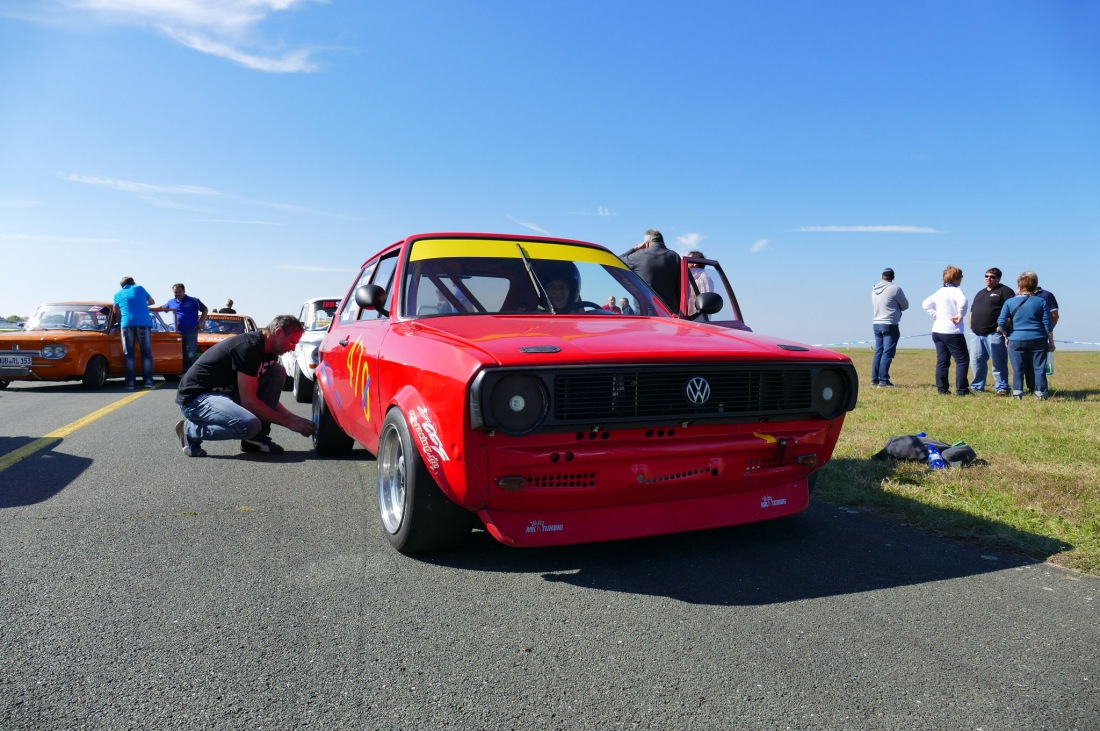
813,368,847,419
489,374,547,436
43,345,67,359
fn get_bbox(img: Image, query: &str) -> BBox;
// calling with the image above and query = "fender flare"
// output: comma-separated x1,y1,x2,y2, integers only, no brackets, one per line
388,386,461,503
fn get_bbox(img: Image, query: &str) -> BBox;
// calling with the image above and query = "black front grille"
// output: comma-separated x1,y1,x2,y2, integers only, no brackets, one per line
552,365,814,423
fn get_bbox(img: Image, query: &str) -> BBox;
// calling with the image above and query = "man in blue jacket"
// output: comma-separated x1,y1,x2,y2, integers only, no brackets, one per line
163,283,208,373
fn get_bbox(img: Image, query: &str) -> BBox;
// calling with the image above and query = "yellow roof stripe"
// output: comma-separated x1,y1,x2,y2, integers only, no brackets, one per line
409,238,627,269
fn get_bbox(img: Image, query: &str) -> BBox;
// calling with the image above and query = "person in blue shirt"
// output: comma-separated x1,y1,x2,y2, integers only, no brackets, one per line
162,283,208,373
997,271,1055,400
112,276,156,389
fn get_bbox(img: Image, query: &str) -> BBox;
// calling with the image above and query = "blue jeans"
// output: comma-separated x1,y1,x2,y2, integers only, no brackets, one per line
121,326,153,385
932,332,969,394
1008,338,1048,396
181,328,199,373
871,324,900,384
969,332,1009,392
178,363,286,443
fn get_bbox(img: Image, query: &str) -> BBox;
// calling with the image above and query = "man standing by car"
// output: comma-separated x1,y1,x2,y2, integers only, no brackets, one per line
870,267,909,388
163,283,208,373
969,267,1015,395
174,315,315,457
620,229,681,312
112,276,156,389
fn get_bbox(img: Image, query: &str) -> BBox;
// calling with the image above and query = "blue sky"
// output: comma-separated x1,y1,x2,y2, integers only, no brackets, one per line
2,0,1098,349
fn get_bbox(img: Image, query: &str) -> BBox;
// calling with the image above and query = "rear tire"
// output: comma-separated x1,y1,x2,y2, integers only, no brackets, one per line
377,409,473,553
82,355,108,389
293,365,314,403
312,384,354,455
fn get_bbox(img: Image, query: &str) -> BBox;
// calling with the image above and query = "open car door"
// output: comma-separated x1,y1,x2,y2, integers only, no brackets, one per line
679,256,751,332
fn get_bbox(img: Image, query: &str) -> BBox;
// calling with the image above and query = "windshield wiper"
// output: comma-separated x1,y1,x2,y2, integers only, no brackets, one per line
516,244,554,314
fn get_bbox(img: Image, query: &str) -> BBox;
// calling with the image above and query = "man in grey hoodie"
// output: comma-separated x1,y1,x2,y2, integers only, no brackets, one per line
871,268,909,387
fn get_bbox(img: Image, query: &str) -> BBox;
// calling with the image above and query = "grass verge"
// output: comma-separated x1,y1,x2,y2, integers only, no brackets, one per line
815,348,1099,575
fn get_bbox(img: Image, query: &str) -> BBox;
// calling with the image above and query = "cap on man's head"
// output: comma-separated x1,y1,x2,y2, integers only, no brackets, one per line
882,267,895,280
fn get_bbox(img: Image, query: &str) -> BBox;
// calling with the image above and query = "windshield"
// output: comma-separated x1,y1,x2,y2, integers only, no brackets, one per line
306,300,339,331
26,304,111,332
201,317,247,334
401,238,672,319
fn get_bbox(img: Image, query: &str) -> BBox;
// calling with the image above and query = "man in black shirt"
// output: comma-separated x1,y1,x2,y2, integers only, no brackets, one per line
620,229,682,313
174,315,315,457
968,267,1016,395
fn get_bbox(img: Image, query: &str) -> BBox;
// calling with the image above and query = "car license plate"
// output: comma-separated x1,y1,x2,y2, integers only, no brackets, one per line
0,355,32,367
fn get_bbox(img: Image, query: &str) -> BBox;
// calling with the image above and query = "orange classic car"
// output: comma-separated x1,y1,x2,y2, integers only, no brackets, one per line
0,302,183,389
195,313,259,356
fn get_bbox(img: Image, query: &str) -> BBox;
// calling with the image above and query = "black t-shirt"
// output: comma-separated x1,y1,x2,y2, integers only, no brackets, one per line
176,331,275,404
970,284,1016,335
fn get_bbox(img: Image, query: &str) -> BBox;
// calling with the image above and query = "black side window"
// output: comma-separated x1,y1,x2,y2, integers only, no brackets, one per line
359,253,399,321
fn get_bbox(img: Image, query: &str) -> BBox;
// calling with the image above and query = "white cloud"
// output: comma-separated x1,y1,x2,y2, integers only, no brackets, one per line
189,218,282,226
63,173,357,219
506,215,550,236
793,225,945,234
567,206,617,217
750,239,769,253
0,232,130,245
64,174,220,196
676,233,704,249
66,0,325,72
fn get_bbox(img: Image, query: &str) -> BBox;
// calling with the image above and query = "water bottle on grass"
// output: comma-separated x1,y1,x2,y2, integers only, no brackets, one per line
917,432,946,470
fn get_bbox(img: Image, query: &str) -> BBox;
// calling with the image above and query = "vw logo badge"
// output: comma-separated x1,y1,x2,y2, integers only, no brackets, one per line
685,376,711,405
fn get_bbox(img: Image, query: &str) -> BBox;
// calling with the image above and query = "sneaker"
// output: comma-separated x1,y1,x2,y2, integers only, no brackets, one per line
1036,393,1048,401
879,381,896,388
241,436,285,455
143,381,156,389
183,443,208,457
175,420,207,457
1013,394,1023,400
996,390,1009,397
125,382,136,390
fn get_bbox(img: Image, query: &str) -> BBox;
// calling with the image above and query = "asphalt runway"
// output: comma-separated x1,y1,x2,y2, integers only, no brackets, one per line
1,380,1096,730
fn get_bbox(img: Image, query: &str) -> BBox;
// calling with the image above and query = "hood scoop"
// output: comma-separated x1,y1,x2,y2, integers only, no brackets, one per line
519,345,562,354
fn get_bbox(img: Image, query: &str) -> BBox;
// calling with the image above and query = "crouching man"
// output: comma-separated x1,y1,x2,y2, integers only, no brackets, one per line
174,315,315,457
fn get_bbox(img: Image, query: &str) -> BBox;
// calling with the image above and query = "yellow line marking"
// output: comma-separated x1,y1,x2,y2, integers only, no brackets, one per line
0,386,159,473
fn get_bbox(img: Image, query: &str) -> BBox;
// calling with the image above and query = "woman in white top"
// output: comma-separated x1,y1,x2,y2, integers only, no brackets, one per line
922,265,971,395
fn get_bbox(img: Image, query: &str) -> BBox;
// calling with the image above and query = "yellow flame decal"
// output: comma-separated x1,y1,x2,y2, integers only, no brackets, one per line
345,336,371,422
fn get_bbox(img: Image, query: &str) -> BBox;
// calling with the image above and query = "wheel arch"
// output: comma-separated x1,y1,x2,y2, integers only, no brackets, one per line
387,387,466,506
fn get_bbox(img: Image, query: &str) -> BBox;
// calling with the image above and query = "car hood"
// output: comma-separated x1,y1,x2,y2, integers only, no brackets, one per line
0,330,107,346
403,315,849,366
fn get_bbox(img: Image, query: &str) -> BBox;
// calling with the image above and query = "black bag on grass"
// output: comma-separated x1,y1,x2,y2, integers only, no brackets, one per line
872,435,977,468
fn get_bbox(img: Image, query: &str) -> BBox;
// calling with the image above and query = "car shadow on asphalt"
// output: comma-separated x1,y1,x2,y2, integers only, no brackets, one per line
0,437,92,508
424,500,1070,605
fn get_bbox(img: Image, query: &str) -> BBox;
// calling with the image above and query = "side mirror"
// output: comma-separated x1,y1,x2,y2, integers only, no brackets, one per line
690,291,723,320
355,284,389,317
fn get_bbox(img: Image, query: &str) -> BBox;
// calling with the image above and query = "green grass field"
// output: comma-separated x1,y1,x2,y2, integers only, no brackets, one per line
815,348,1100,575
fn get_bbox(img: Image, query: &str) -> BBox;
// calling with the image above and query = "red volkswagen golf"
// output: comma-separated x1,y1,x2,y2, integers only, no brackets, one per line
312,233,857,553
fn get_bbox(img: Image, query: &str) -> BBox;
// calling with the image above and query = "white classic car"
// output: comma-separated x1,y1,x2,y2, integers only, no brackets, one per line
280,297,340,402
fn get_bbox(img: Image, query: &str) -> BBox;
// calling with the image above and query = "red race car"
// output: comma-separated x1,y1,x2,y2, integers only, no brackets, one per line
312,233,857,553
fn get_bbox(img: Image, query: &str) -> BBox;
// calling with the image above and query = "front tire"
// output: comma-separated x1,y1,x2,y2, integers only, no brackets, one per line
311,384,354,455
293,365,314,404
377,409,473,553
82,355,108,389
